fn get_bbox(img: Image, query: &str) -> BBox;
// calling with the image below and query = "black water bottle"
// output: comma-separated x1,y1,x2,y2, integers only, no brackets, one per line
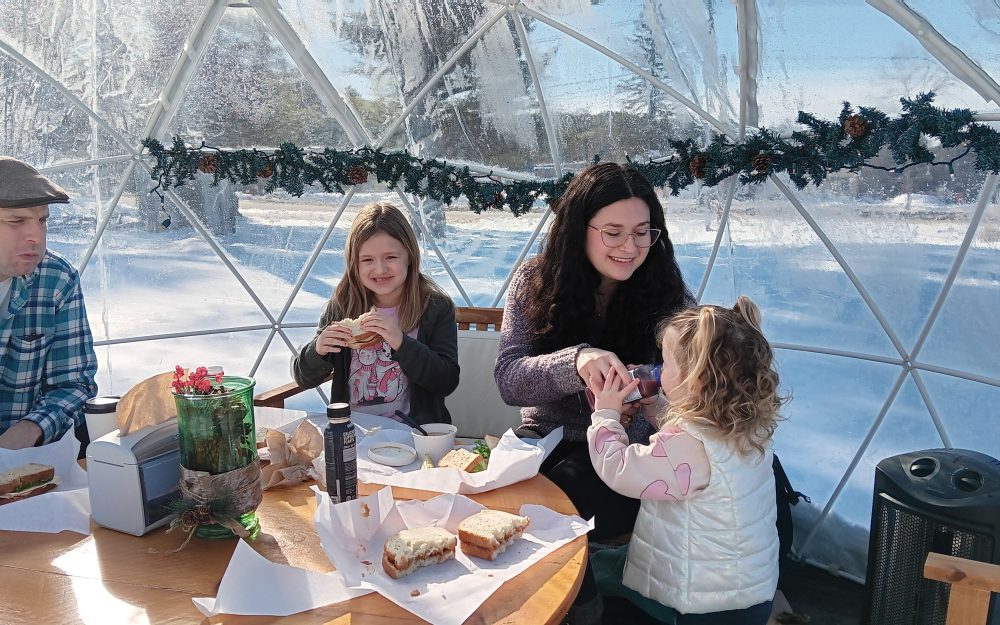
327,348,350,405
324,402,357,504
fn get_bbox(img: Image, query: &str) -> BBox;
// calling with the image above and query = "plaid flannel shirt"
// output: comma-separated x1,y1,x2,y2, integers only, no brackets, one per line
1,250,97,444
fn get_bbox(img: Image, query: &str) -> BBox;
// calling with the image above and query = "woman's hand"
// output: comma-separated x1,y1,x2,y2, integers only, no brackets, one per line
361,310,404,350
576,347,631,389
588,369,640,413
313,321,355,356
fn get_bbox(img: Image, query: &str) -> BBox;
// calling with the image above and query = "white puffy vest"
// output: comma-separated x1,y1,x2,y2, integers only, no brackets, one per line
623,423,778,614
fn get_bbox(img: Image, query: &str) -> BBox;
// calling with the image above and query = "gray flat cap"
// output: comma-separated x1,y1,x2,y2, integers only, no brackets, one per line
0,156,70,208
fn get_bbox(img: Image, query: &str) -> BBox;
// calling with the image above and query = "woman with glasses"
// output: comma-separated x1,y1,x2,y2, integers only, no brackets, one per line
496,161,692,528
494,162,693,622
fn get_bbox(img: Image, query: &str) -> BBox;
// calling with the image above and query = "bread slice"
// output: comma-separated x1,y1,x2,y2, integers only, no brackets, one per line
381,526,457,579
437,448,486,472
457,509,530,561
0,463,55,496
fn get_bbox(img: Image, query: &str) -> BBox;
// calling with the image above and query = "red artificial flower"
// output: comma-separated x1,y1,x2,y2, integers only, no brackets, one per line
171,365,227,395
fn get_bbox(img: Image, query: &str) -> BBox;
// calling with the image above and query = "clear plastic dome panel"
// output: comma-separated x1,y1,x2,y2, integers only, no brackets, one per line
905,0,1000,85
755,0,987,128
772,351,903,511
699,185,900,358
168,8,352,148
919,187,1000,381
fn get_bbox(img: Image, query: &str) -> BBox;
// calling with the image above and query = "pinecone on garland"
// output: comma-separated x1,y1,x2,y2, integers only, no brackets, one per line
844,114,869,139
752,153,772,173
689,154,707,179
197,154,218,174
257,161,274,179
347,165,368,185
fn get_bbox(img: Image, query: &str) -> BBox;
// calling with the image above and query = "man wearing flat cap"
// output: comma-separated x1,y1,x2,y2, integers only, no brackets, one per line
0,156,97,449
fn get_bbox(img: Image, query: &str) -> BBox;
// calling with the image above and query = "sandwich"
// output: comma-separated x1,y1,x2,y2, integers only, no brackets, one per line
437,448,487,473
457,509,530,561
340,311,382,349
0,463,56,500
382,526,458,579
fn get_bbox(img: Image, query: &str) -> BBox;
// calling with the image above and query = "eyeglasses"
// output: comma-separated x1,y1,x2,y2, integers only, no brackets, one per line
588,225,662,248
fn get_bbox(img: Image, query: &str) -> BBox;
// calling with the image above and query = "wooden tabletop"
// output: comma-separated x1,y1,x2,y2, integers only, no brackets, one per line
0,409,587,625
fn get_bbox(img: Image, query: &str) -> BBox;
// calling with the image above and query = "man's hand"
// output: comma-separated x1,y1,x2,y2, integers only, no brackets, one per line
0,420,44,449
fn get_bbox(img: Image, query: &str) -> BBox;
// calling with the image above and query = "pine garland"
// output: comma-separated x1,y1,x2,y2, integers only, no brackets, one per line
142,93,1000,216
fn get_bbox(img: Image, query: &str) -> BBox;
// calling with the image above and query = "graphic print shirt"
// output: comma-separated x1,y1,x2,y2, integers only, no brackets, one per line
348,306,418,419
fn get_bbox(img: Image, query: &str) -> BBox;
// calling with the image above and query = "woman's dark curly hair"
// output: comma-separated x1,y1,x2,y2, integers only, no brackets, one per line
523,162,693,365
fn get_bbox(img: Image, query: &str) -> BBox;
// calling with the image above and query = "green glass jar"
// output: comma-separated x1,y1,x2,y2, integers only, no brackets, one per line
172,375,260,540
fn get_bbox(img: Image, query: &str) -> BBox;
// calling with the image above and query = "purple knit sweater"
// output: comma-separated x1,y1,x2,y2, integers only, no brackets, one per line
496,260,663,444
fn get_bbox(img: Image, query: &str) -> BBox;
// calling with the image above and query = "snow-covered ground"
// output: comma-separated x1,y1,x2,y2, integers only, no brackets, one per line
45,187,999,581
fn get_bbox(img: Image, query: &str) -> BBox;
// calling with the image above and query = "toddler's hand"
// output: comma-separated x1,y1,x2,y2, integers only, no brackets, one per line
588,369,640,414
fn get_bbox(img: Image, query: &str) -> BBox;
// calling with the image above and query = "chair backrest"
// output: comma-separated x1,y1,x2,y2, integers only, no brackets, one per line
455,306,503,331
448,307,520,438
924,552,1000,625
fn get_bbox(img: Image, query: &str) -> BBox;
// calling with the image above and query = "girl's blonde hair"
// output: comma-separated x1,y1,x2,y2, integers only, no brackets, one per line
658,295,788,456
334,202,445,332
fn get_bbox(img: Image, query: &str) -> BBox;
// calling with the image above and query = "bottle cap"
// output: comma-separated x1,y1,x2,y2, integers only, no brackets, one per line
327,402,351,420
85,396,120,414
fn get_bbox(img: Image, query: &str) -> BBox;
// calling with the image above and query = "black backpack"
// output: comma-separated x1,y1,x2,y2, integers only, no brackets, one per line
774,454,808,579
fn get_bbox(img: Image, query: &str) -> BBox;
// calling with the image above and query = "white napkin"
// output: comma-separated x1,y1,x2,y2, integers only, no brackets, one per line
192,539,373,617
352,426,564,494
313,485,593,625
0,432,91,534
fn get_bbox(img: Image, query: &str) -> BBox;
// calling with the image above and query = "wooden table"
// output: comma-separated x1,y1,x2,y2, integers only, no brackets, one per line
0,409,587,624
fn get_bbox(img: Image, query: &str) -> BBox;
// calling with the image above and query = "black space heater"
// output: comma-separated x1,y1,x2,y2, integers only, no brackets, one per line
861,448,1000,625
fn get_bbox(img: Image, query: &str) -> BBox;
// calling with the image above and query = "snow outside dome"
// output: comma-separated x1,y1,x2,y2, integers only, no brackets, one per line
2,0,999,582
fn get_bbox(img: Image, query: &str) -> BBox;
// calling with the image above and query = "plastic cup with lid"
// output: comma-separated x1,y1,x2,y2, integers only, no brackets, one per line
85,396,121,441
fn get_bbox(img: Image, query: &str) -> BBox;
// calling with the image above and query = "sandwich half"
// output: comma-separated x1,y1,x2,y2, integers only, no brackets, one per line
0,463,55,497
437,448,486,472
382,526,458,579
340,312,382,349
457,509,530,561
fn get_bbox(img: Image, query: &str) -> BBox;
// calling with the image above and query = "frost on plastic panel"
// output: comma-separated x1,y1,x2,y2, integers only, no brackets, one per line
273,0,399,145
754,0,985,127
699,178,899,359
0,52,99,164
168,9,351,149
0,0,206,147
389,12,552,172
95,0,206,143
518,5,713,168
904,0,1000,95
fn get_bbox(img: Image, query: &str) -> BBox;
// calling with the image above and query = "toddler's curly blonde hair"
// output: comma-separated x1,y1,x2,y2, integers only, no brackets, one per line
658,295,788,457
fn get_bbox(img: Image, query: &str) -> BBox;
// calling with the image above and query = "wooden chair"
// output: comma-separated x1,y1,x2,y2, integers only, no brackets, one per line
924,552,1000,625
253,306,504,409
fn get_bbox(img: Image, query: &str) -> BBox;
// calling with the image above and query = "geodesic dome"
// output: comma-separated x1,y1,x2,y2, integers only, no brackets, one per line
2,0,999,582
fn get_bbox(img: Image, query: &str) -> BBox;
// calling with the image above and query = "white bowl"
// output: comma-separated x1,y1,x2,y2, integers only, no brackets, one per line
368,442,417,467
411,423,457,464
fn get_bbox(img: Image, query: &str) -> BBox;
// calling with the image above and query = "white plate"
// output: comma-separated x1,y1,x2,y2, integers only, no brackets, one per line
368,442,417,467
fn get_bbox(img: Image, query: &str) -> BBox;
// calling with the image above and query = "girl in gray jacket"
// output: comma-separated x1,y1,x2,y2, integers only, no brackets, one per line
293,202,459,425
